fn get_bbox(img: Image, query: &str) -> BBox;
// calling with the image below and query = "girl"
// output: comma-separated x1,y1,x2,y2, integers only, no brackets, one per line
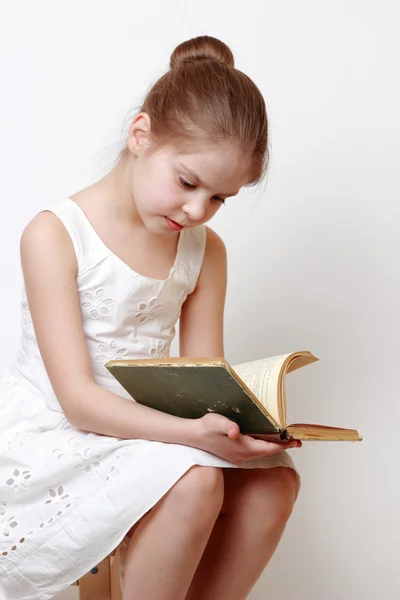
0,36,301,600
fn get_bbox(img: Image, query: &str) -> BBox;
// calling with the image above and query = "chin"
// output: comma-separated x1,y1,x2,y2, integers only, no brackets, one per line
142,215,175,236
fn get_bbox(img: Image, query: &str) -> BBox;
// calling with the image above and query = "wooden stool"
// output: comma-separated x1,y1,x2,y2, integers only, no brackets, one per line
72,547,122,600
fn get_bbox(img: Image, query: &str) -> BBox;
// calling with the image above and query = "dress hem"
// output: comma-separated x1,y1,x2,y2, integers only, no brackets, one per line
0,441,296,599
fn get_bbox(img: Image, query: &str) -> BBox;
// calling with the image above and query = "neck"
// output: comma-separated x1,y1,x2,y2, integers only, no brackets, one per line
96,151,141,226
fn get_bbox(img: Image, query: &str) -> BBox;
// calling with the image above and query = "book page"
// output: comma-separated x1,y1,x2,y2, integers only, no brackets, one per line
287,423,362,442
232,354,290,425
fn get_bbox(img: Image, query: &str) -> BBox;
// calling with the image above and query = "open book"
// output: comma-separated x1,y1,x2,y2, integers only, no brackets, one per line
105,351,361,442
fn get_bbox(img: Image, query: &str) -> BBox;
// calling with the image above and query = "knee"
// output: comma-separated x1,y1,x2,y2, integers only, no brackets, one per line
246,467,300,525
271,467,300,520
169,466,224,520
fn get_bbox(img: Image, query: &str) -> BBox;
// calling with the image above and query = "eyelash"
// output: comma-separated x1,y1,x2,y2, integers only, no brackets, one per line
179,176,225,204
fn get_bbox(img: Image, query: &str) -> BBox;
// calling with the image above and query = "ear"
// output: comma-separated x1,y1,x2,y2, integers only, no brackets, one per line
127,112,152,156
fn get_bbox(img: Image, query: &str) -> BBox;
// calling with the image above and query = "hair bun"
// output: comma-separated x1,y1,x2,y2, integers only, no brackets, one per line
170,36,235,70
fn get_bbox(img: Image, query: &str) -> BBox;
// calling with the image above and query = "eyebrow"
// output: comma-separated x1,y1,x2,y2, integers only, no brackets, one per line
179,162,240,197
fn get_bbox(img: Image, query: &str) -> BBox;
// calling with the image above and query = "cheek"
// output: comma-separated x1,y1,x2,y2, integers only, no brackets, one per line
146,178,181,211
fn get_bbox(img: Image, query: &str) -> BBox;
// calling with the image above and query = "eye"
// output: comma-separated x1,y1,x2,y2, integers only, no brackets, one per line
179,176,225,204
179,176,196,190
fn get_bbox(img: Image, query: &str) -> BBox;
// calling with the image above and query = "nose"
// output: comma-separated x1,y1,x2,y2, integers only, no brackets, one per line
182,194,208,222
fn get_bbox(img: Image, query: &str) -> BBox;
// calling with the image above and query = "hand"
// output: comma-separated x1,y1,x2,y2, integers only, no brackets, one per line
193,413,301,466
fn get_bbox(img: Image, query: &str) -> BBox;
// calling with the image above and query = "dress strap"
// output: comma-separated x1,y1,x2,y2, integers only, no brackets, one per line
176,225,207,293
44,198,111,275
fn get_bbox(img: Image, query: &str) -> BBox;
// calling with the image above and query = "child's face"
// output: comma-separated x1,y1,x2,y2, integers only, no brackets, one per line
131,140,251,235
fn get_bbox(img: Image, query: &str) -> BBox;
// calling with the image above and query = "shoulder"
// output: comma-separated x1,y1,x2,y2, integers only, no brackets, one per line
203,226,227,262
196,226,227,287
20,210,78,274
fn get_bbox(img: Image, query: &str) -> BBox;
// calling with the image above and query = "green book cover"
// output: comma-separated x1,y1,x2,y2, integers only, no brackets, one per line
105,359,283,436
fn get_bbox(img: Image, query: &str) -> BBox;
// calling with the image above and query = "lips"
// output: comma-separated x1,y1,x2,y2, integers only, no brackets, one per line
165,217,185,231
169,218,183,227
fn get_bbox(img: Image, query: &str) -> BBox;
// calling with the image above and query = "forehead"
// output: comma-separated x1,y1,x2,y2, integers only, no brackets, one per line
166,141,252,189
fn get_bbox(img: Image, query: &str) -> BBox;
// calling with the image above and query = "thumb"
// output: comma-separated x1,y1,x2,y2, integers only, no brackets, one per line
226,420,240,440
209,414,240,439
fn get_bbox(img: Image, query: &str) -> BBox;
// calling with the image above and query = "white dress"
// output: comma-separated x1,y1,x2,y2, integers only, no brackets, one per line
0,198,296,599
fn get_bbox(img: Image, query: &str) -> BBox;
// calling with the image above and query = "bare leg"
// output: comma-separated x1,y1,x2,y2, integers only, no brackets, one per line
122,466,224,600
185,466,300,600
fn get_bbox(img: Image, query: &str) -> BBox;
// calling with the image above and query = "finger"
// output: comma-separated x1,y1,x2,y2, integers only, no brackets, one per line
227,421,240,440
243,434,300,448
243,437,299,454
211,414,240,439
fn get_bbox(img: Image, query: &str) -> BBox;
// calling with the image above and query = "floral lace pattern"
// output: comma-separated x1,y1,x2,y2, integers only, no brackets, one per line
44,487,69,505
53,437,101,473
6,469,33,493
0,429,124,560
150,340,167,358
133,297,163,324
81,288,115,319
0,503,18,539
94,341,128,363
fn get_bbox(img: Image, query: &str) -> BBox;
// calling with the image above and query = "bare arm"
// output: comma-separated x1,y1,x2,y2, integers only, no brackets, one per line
20,212,198,444
180,226,226,358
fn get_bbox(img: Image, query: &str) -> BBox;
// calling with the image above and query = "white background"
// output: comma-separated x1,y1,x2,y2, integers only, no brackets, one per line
0,1,398,598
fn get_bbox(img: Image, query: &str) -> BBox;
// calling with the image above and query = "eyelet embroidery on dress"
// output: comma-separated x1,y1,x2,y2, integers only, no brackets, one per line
94,341,128,363
39,492,76,530
45,486,69,505
74,449,101,472
1,535,27,557
81,288,115,320
0,489,78,557
6,469,33,493
0,503,19,538
53,439,101,472
150,340,166,358
5,431,34,454
133,297,163,324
